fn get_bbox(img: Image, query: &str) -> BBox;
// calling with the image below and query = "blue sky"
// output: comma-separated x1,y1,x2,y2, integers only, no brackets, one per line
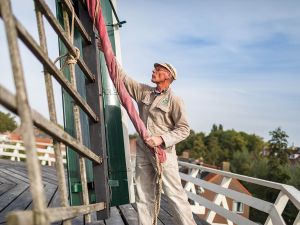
0,0,299,146
117,1,300,145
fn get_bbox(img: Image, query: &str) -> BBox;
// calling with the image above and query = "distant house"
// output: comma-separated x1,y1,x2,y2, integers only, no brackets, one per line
179,150,251,225
197,172,251,225
289,147,300,164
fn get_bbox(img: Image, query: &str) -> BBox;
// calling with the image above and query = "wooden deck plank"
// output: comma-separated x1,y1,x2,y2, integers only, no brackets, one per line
119,204,139,225
0,170,20,185
0,175,16,184
0,160,210,225
0,183,15,198
158,206,175,224
16,165,60,180
131,203,164,225
0,187,33,223
104,207,125,225
7,167,59,185
0,185,29,212
26,185,57,209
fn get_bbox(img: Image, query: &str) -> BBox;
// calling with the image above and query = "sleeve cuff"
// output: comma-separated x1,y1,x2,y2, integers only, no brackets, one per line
161,134,173,148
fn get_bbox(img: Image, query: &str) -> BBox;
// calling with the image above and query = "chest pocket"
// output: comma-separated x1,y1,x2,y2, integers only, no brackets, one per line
153,98,170,126
156,102,170,113
156,97,170,113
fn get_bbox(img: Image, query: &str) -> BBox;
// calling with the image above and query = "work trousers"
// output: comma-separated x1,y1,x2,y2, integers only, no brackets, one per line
135,144,196,225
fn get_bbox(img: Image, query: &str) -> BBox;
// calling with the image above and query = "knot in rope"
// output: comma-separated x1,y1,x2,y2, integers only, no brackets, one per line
53,47,80,71
66,47,80,65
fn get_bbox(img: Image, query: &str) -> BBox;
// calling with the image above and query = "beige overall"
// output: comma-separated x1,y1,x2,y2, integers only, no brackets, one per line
119,66,196,225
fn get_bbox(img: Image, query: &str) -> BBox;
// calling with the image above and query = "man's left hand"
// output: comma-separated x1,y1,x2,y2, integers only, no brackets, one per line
145,136,164,148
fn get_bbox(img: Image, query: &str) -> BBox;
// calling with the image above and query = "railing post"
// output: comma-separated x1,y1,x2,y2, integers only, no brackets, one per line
184,168,205,214
11,143,21,162
206,176,233,225
264,191,289,225
78,1,110,219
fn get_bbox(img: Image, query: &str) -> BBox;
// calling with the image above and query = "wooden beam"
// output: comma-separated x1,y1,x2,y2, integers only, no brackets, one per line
0,85,102,164
6,202,105,225
14,16,99,123
61,0,91,44
78,1,111,219
0,0,48,224
35,0,95,82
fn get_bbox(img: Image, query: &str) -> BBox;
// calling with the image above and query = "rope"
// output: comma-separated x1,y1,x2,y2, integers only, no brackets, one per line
93,0,99,26
153,148,163,225
85,1,166,224
53,0,80,71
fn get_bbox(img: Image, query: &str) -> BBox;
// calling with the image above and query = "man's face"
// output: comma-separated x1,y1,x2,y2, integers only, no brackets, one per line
151,66,171,84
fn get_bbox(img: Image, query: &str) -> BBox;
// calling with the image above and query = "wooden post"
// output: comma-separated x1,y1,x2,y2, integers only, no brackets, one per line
78,1,110,219
0,0,49,224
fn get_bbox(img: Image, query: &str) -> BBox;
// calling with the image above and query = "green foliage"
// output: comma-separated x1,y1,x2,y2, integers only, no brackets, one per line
230,149,253,176
264,127,291,184
205,135,222,165
0,111,17,132
176,124,266,169
176,125,297,224
288,163,300,189
176,130,207,159
268,127,289,164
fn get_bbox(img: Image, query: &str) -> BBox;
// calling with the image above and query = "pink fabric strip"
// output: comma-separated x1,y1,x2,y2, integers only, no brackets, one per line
85,0,166,163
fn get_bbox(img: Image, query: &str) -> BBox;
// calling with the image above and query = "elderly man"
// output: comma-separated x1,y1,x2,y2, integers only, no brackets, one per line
118,62,196,225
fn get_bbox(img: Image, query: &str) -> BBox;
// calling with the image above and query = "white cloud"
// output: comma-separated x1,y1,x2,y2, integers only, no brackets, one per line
118,0,300,145
1,0,299,145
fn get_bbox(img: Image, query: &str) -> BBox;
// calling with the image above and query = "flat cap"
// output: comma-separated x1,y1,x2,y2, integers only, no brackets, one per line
154,62,177,80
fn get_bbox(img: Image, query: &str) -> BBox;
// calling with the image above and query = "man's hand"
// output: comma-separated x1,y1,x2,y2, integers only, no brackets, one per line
146,136,164,148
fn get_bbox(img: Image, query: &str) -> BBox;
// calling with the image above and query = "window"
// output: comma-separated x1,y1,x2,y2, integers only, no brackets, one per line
232,201,244,213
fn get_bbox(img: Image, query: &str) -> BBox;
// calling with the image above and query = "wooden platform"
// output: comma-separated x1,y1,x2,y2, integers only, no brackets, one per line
0,159,208,225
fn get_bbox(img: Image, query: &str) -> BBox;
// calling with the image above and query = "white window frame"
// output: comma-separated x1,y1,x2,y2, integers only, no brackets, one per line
232,201,244,213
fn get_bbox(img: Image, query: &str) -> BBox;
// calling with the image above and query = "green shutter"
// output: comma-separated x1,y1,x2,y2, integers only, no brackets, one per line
56,0,130,207
99,0,129,206
56,0,95,206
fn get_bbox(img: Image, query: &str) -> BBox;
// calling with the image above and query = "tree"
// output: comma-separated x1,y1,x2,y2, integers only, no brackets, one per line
288,163,300,190
265,128,290,183
268,127,289,165
205,135,223,165
0,111,17,132
244,133,265,158
176,129,196,156
230,149,253,176
190,133,207,159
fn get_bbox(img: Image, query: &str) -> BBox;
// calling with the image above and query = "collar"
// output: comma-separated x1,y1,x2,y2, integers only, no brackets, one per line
153,88,169,96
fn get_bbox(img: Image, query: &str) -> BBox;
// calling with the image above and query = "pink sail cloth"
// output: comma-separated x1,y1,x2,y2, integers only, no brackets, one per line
85,0,166,163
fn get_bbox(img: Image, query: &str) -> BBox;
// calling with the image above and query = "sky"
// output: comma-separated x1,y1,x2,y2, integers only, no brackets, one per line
0,0,299,146
117,1,300,146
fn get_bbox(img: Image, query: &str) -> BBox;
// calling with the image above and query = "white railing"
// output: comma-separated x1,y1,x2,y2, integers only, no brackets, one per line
0,138,66,166
179,161,300,225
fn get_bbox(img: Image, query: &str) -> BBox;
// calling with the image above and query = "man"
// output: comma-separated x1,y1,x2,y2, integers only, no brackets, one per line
118,62,196,225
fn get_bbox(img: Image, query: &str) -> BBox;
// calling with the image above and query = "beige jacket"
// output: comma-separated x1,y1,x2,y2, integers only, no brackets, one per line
118,66,190,152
